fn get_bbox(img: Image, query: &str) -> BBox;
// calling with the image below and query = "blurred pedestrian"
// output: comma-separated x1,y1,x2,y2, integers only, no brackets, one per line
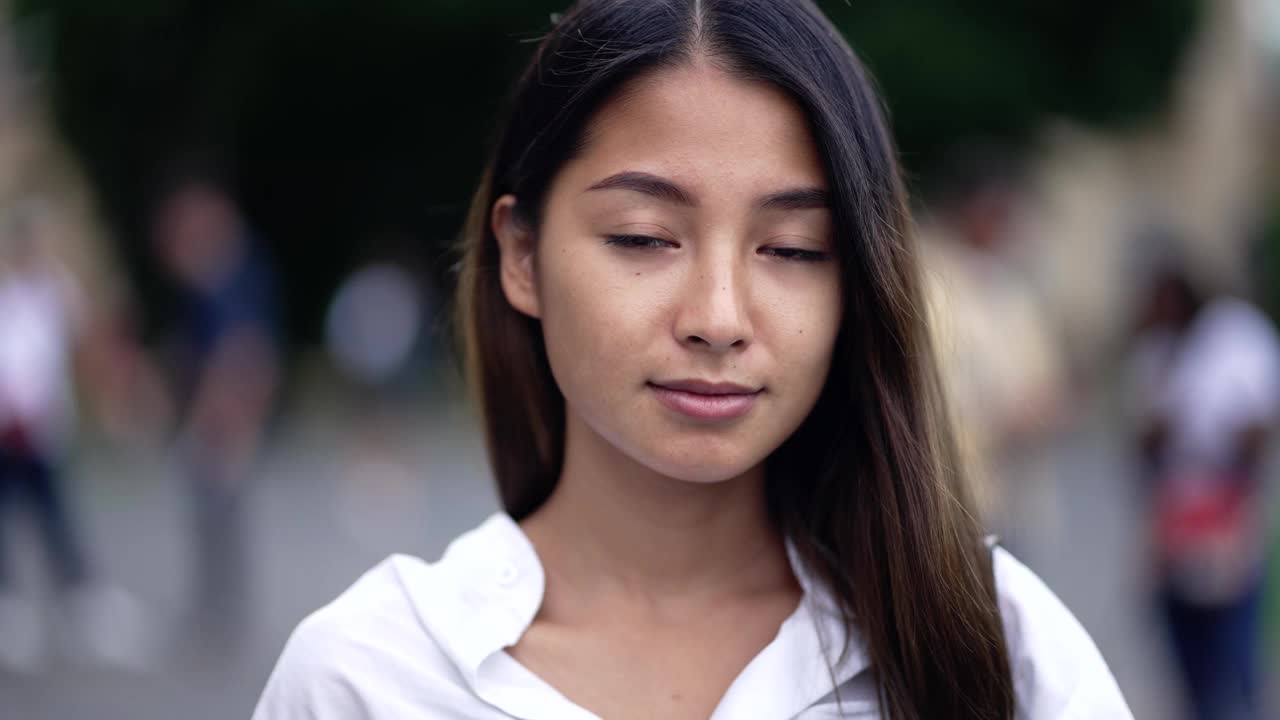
1129,265,1280,720
152,168,280,656
921,145,1072,548
0,200,145,673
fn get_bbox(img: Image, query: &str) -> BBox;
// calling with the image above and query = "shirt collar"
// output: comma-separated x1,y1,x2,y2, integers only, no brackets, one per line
407,512,869,717
408,513,546,687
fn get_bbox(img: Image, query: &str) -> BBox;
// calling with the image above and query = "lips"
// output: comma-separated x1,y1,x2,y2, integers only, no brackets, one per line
647,379,762,421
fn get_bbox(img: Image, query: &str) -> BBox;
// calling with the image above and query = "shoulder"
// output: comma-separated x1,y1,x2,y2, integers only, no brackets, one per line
992,547,1133,720
252,513,538,720
251,554,469,720
1195,298,1280,357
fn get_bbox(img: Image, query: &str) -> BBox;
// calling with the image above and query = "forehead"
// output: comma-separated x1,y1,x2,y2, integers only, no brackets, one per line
568,62,826,194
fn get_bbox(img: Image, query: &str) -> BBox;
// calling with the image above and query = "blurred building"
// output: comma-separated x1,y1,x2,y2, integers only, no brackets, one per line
1000,0,1278,375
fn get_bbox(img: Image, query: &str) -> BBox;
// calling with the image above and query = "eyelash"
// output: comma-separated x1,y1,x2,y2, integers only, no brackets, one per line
605,234,676,250
604,235,830,263
763,247,829,263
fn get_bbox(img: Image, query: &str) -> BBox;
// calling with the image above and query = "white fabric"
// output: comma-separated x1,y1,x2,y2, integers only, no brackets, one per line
1134,298,1280,471
0,264,83,451
253,513,1131,719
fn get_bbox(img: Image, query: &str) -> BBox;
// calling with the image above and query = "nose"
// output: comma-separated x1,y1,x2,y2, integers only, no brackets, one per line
674,255,753,353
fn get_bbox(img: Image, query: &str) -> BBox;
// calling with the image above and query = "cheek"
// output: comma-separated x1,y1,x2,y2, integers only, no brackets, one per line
761,277,842,434
764,273,842,368
536,246,664,398
804,288,843,368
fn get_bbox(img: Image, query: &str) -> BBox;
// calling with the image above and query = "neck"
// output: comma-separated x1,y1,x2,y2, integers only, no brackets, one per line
521,413,795,615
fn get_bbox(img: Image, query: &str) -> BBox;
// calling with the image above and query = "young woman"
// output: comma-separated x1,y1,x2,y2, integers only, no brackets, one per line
255,1,1130,718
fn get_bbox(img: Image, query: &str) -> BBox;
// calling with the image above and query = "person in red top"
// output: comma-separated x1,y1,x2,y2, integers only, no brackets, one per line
1131,264,1280,720
0,202,147,673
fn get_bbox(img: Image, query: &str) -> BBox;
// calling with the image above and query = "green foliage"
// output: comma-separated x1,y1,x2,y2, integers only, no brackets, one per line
1261,189,1280,321
10,0,1202,340
823,0,1201,183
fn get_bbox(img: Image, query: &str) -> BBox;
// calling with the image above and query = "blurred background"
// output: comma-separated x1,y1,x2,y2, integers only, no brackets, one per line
0,0,1277,718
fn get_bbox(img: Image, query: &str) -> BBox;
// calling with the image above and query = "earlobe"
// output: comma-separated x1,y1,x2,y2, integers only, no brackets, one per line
491,194,541,319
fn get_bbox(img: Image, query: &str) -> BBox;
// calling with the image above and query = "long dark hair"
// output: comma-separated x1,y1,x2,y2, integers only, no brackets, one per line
456,1,1013,717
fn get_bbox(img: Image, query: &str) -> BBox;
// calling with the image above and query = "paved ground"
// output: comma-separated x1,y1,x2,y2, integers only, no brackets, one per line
0,379,1273,719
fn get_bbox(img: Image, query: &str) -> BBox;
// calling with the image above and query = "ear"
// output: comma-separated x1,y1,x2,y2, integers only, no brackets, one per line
491,194,541,318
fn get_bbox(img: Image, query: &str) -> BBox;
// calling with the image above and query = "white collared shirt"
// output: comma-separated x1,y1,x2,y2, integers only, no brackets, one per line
253,514,1131,719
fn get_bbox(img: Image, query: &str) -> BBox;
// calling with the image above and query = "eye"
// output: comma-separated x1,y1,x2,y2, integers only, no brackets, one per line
604,234,679,250
759,246,830,263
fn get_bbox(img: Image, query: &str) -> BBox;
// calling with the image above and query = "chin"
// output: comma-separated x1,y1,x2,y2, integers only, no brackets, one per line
641,446,765,485
584,412,773,485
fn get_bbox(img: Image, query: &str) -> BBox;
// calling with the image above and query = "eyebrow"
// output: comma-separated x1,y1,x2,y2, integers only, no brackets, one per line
584,171,828,211
758,187,829,211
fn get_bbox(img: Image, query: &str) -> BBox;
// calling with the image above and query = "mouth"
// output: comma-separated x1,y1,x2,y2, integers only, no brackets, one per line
647,379,762,421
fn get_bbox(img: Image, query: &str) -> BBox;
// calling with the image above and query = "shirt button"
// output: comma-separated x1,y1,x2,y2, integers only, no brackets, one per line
496,562,519,586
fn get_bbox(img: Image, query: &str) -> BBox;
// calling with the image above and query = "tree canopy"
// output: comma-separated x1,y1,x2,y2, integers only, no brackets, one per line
12,0,1201,340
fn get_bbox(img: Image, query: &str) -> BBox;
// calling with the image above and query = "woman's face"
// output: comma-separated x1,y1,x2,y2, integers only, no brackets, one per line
494,62,841,484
